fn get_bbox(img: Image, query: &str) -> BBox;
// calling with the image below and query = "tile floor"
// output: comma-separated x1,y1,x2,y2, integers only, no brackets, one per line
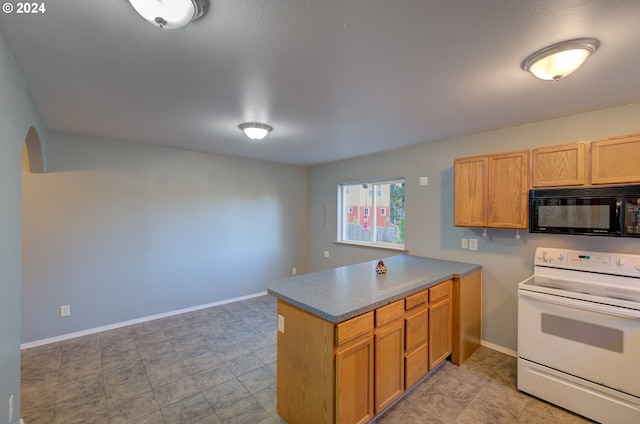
20,295,594,424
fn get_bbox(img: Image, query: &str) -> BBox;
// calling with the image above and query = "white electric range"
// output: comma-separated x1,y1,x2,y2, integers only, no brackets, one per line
518,247,640,423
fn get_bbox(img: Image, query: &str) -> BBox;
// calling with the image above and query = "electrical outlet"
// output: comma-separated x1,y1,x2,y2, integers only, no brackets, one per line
419,176,429,186
461,238,469,249
469,238,478,251
324,250,330,258
292,267,297,275
277,314,285,333
60,305,71,317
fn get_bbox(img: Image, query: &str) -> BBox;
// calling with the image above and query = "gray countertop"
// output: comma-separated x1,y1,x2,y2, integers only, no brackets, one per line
267,254,481,323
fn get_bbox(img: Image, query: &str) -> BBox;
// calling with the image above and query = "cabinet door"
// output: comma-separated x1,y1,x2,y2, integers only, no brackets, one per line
374,322,404,413
454,156,487,227
404,307,428,389
532,143,586,187
336,337,374,424
591,135,640,185
405,308,428,352
487,150,530,229
429,296,452,369
405,343,428,389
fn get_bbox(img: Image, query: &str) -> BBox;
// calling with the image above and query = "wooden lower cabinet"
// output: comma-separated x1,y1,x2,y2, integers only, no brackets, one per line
429,297,452,369
428,281,452,369
404,306,428,388
452,270,482,365
276,276,476,424
374,321,404,413
336,336,374,424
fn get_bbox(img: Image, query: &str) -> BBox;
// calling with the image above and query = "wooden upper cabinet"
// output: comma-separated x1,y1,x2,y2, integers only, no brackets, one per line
591,134,640,185
454,156,487,227
532,143,587,187
454,151,529,229
486,150,530,229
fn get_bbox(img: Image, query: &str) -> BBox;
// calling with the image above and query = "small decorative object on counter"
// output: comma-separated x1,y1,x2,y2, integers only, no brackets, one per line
376,260,387,274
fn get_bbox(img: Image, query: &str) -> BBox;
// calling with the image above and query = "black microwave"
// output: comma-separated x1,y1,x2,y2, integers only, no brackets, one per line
529,185,640,237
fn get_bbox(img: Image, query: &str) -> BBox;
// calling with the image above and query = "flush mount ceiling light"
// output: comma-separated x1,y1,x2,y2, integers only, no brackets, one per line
521,38,600,81
128,0,207,29
238,122,273,141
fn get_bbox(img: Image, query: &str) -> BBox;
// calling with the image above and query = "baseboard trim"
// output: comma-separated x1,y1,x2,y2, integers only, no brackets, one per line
21,291,268,350
481,339,517,357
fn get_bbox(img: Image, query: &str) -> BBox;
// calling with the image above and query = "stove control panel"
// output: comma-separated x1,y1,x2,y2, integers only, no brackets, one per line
535,247,640,278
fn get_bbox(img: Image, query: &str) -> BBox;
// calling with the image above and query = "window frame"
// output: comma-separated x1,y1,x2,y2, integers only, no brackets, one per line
337,177,406,251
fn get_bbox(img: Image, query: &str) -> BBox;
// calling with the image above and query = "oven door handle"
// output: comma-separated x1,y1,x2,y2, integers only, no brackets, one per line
518,290,640,319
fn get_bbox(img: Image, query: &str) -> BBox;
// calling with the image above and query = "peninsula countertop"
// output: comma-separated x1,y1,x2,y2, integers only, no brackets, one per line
267,254,481,323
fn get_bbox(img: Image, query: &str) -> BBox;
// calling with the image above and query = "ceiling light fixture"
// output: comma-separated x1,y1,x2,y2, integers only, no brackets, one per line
521,38,600,81
128,0,207,29
238,122,273,141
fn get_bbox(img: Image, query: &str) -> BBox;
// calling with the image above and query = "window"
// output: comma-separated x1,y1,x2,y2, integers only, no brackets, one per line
338,178,405,248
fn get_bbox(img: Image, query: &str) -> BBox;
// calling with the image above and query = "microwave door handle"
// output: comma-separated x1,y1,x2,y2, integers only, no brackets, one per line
519,290,640,319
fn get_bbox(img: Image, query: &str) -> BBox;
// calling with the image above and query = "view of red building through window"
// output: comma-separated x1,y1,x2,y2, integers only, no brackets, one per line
340,179,405,246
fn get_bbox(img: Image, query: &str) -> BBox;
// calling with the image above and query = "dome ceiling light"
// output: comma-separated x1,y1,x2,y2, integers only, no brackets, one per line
238,122,273,141
128,0,207,29
521,38,600,81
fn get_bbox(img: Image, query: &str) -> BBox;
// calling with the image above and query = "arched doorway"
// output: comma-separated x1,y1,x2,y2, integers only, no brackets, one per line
22,126,45,173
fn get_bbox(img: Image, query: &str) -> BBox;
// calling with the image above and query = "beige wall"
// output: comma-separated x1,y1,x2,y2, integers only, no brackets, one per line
308,102,640,352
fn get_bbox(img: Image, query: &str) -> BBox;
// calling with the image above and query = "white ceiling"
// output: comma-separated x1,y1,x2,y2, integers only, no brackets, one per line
2,0,640,165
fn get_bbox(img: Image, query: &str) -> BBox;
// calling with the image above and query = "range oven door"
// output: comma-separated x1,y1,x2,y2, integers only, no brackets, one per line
518,289,640,398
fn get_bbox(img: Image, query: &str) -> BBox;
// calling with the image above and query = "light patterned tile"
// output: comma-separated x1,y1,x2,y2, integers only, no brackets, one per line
103,359,146,387
160,393,214,424
237,365,275,394
107,390,159,424
202,378,251,409
193,362,235,391
225,352,264,377
253,343,277,364
253,384,277,416
153,376,201,408
377,399,444,424
214,394,271,424
56,371,104,402
19,295,594,424
182,350,222,374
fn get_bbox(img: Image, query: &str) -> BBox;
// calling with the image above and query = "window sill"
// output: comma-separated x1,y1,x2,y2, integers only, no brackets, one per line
333,240,408,253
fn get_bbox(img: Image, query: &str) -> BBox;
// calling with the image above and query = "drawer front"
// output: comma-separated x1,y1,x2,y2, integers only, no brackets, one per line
429,280,451,303
405,308,428,352
336,311,374,346
405,343,429,389
405,290,428,311
375,300,404,328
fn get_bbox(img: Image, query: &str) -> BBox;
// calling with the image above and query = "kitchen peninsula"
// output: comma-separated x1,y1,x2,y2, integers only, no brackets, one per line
268,254,482,424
